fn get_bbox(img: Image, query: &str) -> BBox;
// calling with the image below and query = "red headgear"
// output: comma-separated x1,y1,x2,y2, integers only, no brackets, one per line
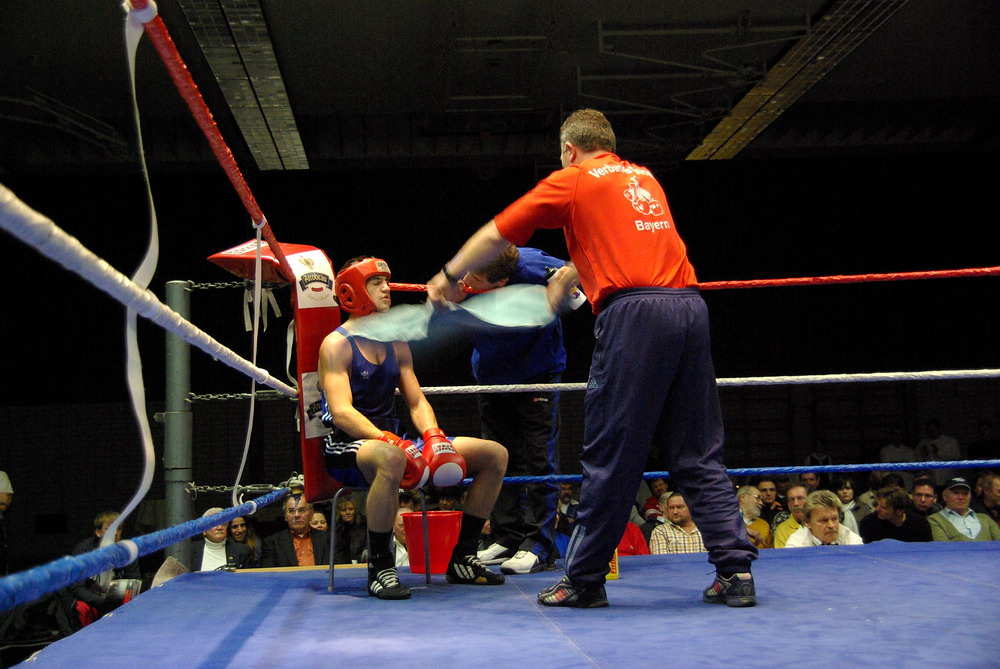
335,258,391,315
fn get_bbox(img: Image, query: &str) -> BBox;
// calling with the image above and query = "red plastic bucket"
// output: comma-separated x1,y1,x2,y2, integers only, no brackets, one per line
402,510,462,574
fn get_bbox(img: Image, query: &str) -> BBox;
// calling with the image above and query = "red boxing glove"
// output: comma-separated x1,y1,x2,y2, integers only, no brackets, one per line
379,431,429,490
421,428,466,487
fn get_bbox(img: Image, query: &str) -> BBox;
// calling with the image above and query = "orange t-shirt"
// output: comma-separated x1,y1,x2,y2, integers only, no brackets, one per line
494,153,697,312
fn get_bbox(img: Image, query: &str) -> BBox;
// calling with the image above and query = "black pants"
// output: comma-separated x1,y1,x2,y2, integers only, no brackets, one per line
479,373,560,560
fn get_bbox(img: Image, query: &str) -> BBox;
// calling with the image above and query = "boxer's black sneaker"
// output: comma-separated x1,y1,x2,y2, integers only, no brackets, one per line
703,572,756,607
537,575,608,608
446,554,505,585
367,566,411,600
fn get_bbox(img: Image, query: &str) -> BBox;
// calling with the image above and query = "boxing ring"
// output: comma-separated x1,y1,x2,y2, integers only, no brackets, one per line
2,3,1000,667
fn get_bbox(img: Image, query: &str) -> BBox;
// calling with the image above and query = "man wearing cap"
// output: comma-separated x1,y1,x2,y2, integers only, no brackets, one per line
927,477,1000,542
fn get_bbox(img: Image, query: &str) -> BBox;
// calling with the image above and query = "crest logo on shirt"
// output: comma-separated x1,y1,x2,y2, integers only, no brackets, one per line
623,176,664,216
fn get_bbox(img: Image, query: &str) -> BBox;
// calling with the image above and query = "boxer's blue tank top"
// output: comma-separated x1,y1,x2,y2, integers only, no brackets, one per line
320,327,400,435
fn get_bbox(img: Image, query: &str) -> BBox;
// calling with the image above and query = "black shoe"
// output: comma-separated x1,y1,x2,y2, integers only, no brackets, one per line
703,572,756,607
445,554,506,585
537,575,608,608
367,566,411,600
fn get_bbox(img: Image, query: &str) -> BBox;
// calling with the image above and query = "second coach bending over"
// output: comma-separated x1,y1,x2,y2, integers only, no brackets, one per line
319,256,508,600
427,109,757,608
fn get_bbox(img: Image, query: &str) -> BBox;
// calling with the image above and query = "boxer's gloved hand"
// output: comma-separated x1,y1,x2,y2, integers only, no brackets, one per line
379,431,429,490
421,428,466,487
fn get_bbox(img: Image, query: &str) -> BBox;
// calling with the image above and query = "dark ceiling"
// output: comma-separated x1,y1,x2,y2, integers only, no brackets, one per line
1,0,998,176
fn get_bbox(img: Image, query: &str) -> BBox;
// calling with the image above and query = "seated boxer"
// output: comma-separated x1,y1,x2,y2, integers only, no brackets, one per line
318,256,508,600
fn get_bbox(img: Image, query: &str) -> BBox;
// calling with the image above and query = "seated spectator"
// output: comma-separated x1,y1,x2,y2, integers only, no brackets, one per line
260,496,331,567
649,493,706,554
553,482,579,538
70,511,142,614
970,470,993,514
928,477,1000,542
617,521,650,556
859,486,932,543
392,508,409,567
736,486,772,549
783,490,863,547
228,515,262,565
754,477,784,527
435,487,464,511
398,490,418,513
638,492,669,545
916,418,961,485
982,473,1000,525
188,508,255,571
310,511,329,532
799,472,823,492
640,478,670,521
880,426,916,490
966,419,999,461
831,475,870,534
774,474,791,502
910,477,942,517
773,484,809,548
333,496,367,564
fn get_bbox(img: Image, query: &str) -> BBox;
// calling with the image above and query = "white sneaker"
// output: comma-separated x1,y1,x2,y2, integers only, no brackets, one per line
500,550,541,575
477,543,514,564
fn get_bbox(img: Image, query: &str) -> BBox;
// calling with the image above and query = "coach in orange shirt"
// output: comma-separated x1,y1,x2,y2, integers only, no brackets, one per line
427,109,757,608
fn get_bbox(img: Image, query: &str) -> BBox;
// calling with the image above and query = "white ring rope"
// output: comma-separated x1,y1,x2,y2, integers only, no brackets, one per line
419,368,1000,395
0,183,297,397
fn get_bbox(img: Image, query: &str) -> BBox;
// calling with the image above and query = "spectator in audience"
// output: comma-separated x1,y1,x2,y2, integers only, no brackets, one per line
859,486,932,543
228,515,262,565
966,419,1000,462
310,512,329,532
554,483,579,537
617,521,650,556
640,478,670,521
880,426,916,489
333,496,367,564
260,496,331,567
804,439,833,489
187,508,255,571
398,491,418,513
392,508,409,567
859,472,905,511
910,477,941,517
970,471,993,514
831,474,870,533
981,473,1000,525
783,490,863,547
928,477,1000,542
639,492,669,545
435,487,464,511
774,475,791,502
70,511,143,613
774,484,809,548
479,519,497,552
916,418,961,485
736,486,772,549
649,493,706,554
799,472,822,491
754,478,784,527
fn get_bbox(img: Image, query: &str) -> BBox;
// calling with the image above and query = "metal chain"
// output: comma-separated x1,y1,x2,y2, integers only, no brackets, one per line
187,280,288,291
187,390,294,403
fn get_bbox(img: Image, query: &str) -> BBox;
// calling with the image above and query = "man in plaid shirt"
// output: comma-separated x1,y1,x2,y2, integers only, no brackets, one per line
650,493,706,554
